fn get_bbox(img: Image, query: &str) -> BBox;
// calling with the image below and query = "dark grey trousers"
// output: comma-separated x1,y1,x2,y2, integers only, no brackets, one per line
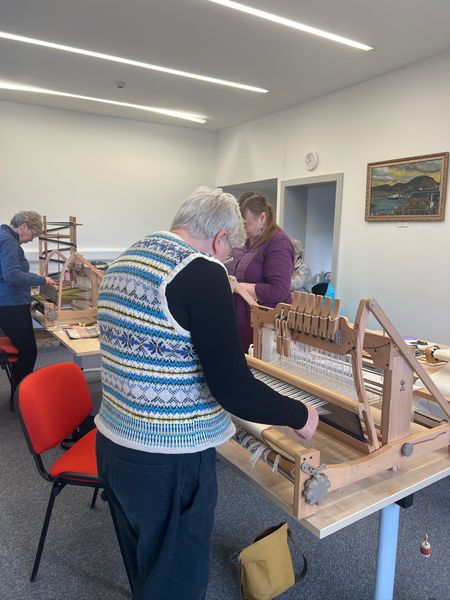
96,432,217,600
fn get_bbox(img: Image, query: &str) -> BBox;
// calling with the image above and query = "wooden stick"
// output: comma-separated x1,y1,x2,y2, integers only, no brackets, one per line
352,300,381,451
368,299,450,419
310,294,324,336
319,296,332,338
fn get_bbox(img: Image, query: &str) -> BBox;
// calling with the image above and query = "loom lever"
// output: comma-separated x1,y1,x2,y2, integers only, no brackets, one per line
300,462,326,476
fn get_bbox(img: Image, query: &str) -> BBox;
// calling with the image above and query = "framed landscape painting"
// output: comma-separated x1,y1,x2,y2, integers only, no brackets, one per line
365,152,448,221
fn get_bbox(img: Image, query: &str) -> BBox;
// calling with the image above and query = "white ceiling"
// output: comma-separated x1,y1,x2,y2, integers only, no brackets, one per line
1,0,450,131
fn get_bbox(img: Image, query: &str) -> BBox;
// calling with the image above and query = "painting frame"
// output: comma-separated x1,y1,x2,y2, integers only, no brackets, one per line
365,152,449,222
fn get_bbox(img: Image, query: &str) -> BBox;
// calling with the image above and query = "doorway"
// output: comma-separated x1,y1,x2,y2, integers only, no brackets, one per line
279,173,343,289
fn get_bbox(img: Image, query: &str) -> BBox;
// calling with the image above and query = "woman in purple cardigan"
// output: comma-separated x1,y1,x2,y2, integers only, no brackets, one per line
226,192,294,352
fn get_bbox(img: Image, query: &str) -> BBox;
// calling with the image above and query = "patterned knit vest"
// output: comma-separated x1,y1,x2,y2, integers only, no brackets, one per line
95,232,235,453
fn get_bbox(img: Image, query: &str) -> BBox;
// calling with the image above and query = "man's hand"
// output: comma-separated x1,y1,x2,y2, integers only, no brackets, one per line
294,405,319,440
45,277,57,286
228,275,238,293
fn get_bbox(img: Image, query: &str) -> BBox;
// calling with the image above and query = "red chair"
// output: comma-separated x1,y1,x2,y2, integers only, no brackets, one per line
0,335,19,411
16,362,102,581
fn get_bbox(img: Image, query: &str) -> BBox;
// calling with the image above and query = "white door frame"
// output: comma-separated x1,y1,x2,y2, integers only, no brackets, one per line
278,173,343,288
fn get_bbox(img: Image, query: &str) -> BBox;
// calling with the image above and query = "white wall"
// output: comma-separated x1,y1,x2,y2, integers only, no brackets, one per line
0,100,216,261
216,51,450,342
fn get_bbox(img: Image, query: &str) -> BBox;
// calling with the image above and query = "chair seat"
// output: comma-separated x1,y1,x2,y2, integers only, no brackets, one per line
50,428,99,480
16,363,107,582
0,336,19,363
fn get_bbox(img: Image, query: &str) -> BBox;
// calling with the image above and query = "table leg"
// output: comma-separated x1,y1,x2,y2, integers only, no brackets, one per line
73,354,101,372
374,502,400,600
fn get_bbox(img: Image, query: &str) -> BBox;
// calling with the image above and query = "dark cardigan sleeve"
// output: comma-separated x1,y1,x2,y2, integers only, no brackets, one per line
255,232,294,306
166,258,308,429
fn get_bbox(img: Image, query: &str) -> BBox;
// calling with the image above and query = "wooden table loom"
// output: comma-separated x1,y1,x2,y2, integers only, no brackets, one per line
229,292,450,520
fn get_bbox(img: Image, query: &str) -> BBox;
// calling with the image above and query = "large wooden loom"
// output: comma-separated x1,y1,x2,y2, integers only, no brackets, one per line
233,292,450,519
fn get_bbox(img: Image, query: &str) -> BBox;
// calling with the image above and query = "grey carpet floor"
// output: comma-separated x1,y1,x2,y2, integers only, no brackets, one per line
0,345,448,600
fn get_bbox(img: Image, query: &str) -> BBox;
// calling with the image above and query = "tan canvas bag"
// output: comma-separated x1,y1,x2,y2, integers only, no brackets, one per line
231,522,308,600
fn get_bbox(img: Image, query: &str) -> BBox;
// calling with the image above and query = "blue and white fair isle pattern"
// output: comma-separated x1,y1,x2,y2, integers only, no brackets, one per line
94,232,235,454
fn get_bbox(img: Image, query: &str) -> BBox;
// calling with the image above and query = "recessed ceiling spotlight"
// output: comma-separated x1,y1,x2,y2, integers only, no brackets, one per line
0,80,207,124
0,31,268,93
207,0,373,51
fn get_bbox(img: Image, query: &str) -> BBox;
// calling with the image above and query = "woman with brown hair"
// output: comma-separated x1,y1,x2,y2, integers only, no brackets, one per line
227,192,294,352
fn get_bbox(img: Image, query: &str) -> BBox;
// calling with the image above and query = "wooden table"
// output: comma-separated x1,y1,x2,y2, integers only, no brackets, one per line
33,310,101,360
49,327,101,358
217,434,449,600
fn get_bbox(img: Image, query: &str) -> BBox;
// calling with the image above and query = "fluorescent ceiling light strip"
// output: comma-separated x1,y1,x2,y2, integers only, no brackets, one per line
0,31,268,93
208,0,373,51
0,80,207,123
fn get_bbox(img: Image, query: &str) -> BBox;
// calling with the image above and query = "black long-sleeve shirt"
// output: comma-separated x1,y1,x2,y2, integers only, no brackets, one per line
166,257,307,429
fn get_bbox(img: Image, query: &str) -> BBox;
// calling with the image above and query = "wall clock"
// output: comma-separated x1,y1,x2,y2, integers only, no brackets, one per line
304,151,319,171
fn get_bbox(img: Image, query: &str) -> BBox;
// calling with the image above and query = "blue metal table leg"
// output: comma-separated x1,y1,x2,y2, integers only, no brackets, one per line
374,503,401,600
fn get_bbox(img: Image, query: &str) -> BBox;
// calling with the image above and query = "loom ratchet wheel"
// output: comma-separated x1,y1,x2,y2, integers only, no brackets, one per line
301,463,330,505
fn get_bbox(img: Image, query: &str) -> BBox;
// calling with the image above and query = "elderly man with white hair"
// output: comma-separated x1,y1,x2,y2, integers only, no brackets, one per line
95,186,318,600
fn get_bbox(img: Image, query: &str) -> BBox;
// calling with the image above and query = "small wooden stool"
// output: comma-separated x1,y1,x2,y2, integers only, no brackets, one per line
0,336,19,411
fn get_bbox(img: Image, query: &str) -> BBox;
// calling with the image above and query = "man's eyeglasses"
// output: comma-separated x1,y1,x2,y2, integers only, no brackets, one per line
224,237,233,264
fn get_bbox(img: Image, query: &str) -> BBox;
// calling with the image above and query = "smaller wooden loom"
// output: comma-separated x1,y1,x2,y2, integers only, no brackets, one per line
34,250,104,327
233,293,450,519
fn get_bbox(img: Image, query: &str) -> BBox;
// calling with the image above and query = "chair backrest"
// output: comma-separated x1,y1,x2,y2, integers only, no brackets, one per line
17,362,94,455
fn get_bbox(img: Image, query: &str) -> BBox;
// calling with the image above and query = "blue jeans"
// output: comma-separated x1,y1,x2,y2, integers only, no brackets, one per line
96,432,218,600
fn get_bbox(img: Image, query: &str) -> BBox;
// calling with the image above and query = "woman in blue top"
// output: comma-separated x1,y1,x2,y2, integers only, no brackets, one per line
0,211,55,393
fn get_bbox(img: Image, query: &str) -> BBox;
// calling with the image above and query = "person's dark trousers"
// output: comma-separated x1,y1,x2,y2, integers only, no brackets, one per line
0,304,37,389
96,432,218,600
